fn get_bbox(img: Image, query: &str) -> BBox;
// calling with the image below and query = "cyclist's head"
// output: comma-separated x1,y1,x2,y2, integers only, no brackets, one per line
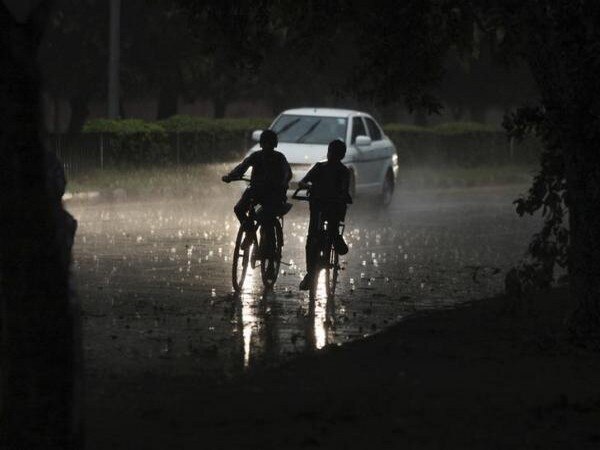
327,139,346,162
260,129,278,151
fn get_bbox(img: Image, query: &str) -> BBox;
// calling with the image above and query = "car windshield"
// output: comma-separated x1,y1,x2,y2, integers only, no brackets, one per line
271,115,347,145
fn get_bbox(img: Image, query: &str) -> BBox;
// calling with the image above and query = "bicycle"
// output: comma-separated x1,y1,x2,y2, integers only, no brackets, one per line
229,178,289,292
292,186,345,299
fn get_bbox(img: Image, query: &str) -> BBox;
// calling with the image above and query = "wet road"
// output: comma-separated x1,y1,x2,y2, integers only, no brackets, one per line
70,184,540,381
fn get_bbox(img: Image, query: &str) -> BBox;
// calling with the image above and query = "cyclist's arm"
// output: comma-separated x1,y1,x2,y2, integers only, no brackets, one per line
300,163,319,186
283,158,292,186
226,154,254,180
341,168,353,204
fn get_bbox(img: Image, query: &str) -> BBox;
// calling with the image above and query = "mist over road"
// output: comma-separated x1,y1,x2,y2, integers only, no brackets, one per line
70,184,540,381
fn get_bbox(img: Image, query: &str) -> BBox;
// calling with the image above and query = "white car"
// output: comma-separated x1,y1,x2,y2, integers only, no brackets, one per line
248,108,398,205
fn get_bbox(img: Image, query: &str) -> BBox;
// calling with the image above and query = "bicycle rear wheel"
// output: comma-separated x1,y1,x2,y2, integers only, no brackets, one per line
260,219,283,289
325,247,339,299
232,225,255,292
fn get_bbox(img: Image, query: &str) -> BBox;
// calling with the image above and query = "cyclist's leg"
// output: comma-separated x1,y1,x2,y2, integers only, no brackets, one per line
334,203,348,254
301,201,322,289
256,199,278,257
325,203,348,255
234,188,255,230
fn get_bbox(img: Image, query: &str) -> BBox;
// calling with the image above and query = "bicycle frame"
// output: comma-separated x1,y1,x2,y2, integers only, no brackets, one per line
230,177,285,291
292,186,345,298
292,186,345,243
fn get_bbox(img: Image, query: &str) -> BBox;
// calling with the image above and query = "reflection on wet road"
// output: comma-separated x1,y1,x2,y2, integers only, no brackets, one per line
70,185,540,380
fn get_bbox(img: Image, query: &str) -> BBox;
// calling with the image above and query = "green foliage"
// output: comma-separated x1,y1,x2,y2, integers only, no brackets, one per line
78,116,276,166
77,117,539,167
382,123,432,134
41,0,109,131
505,106,569,284
82,119,168,167
382,122,499,135
471,3,600,331
175,1,275,117
83,118,165,135
159,115,271,134
158,115,211,132
214,118,273,132
383,122,540,167
84,117,273,136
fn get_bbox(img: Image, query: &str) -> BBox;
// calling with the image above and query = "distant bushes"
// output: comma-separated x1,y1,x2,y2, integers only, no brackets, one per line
159,115,271,135
77,117,271,167
383,121,497,135
83,118,166,134
58,117,540,171
85,116,271,136
82,119,170,166
383,121,540,166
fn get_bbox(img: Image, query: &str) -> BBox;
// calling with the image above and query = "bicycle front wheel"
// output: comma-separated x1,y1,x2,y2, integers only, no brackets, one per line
232,225,255,292
260,219,283,289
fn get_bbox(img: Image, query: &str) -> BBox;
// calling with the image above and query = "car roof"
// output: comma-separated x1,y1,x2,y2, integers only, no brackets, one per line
281,107,367,118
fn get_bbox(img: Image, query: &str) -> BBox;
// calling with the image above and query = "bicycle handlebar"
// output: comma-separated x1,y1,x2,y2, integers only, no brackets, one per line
292,187,310,201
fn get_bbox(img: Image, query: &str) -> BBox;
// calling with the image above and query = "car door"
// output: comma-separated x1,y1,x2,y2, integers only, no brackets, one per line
363,116,393,185
350,116,379,188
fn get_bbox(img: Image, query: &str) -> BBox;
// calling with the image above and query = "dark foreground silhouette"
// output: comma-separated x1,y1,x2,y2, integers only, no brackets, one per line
86,288,600,449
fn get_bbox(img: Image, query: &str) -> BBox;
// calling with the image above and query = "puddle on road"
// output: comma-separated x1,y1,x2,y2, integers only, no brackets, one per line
70,187,540,381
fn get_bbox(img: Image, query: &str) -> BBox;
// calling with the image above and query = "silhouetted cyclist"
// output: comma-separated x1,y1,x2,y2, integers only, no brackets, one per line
222,129,292,237
298,139,352,290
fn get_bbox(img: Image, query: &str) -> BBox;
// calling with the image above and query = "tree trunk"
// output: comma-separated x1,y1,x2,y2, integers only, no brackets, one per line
157,86,179,119
524,8,600,342
0,4,80,448
561,114,600,340
157,70,180,120
213,97,228,119
566,159,600,339
119,99,126,119
68,94,90,133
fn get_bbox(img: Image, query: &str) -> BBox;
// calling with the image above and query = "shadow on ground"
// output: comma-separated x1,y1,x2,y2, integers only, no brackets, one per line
86,287,600,449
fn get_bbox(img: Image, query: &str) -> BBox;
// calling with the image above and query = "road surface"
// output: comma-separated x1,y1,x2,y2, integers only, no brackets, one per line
69,184,540,382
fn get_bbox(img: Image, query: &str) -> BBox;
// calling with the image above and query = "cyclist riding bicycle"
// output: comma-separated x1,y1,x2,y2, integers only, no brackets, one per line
298,139,352,290
222,129,292,247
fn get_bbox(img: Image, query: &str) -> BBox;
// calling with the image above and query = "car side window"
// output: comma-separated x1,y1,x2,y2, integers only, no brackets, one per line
351,117,367,143
365,117,382,141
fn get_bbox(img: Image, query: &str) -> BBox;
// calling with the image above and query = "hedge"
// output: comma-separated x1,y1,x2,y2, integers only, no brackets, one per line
83,118,166,134
79,117,271,167
383,122,539,166
64,117,541,169
159,115,272,135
